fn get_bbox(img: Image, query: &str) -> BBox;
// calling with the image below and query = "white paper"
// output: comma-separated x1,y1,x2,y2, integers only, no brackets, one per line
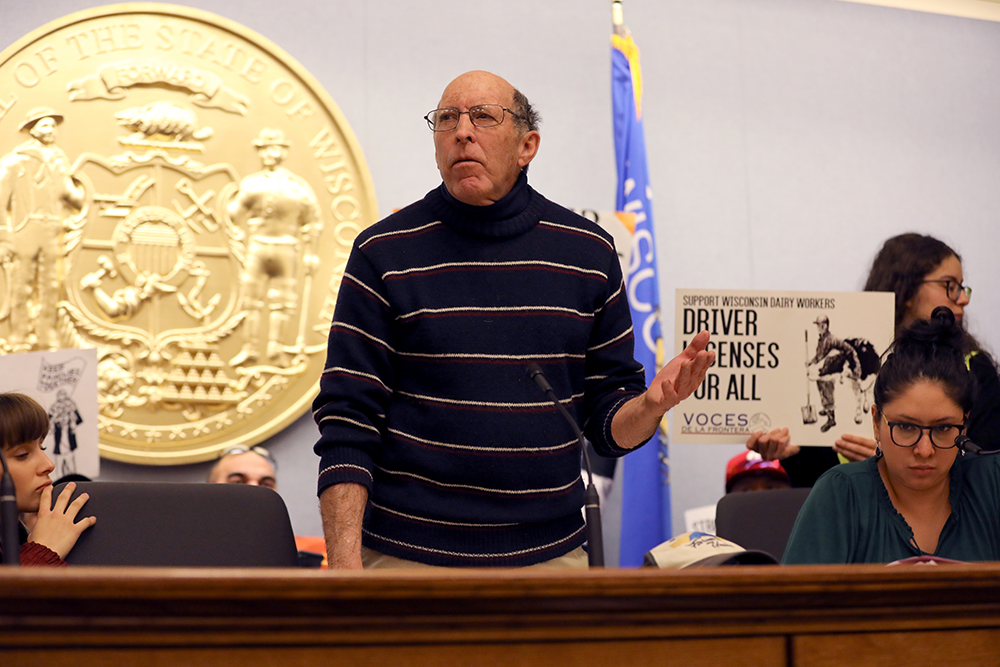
0,347,100,478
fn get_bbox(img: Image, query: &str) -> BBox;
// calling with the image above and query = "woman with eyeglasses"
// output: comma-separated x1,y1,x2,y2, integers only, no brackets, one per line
782,307,1000,564
749,233,1000,486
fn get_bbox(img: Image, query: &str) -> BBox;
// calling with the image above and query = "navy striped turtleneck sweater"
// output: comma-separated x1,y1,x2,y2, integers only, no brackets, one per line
313,172,646,567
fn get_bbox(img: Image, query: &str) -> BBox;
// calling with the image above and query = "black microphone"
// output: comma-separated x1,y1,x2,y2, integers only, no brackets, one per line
0,447,20,566
526,363,604,568
956,434,1000,455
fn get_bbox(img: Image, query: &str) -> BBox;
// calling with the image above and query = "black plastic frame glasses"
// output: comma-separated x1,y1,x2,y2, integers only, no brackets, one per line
882,416,965,449
922,278,972,303
424,105,524,132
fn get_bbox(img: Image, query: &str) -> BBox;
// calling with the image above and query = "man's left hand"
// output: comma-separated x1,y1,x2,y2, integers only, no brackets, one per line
643,329,715,413
611,330,715,450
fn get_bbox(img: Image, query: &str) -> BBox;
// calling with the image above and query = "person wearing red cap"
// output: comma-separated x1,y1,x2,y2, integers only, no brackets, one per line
725,450,791,494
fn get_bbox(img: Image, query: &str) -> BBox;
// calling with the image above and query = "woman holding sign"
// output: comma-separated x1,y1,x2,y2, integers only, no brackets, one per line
783,307,1000,564
750,233,1000,485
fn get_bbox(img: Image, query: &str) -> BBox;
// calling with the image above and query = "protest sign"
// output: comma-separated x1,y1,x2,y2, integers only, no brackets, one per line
673,290,894,445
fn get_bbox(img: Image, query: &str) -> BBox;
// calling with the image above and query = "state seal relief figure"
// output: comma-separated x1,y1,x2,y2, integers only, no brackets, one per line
228,128,322,368
0,107,85,352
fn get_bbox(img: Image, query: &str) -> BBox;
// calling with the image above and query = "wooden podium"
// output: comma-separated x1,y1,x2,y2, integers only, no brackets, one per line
4,564,1000,666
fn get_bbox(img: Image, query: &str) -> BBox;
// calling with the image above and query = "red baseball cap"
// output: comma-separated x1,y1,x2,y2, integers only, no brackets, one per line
725,451,790,493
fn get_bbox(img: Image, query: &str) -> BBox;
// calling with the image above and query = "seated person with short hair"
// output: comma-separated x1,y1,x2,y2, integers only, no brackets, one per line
208,445,278,490
0,392,95,565
208,444,326,567
783,307,1000,564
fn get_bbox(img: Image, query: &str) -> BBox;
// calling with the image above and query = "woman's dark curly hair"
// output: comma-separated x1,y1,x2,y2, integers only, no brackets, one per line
872,307,976,417
864,233,958,332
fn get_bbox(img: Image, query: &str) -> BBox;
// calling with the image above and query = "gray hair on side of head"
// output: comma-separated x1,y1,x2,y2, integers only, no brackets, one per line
511,88,539,175
511,88,540,133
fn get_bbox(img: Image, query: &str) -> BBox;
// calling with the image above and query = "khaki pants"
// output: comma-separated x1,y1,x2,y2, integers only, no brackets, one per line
361,545,590,570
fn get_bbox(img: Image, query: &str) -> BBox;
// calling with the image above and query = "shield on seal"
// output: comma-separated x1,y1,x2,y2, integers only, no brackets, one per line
64,151,247,417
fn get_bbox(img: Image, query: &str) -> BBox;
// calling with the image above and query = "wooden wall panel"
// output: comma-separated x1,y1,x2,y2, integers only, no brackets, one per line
795,629,1000,667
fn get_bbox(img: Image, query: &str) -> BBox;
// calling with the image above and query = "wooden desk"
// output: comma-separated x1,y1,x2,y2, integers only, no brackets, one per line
3,564,1000,666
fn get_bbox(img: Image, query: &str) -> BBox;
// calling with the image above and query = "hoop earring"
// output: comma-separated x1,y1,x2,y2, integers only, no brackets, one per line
875,442,883,458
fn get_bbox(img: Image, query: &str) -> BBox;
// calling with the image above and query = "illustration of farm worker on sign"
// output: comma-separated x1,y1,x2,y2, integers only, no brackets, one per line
49,389,84,475
35,352,96,478
805,315,880,433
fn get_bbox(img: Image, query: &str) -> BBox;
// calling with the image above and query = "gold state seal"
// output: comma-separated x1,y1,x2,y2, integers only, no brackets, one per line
0,4,377,463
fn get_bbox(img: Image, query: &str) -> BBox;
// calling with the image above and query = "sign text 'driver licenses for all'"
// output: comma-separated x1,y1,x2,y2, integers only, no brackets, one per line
673,289,894,446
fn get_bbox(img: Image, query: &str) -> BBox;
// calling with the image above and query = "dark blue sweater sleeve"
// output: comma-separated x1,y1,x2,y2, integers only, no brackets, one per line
581,230,646,457
313,240,394,496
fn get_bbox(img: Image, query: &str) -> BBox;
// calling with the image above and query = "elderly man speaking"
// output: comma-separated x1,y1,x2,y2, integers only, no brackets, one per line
313,71,713,569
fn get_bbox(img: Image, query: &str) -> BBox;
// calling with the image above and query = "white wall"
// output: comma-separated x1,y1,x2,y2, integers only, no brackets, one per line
3,0,999,552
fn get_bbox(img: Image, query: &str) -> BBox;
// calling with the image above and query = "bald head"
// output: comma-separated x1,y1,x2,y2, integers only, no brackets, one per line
440,70,515,110
433,70,540,206
208,450,277,490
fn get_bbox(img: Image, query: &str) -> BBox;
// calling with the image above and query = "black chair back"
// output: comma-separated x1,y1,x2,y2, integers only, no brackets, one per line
714,486,812,562
55,482,299,567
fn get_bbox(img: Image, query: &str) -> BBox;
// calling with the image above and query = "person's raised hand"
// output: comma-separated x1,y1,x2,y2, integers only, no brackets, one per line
643,330,715,415
27,482,96,559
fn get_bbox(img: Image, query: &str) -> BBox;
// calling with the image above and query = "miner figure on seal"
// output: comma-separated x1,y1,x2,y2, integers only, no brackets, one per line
0,107,85,351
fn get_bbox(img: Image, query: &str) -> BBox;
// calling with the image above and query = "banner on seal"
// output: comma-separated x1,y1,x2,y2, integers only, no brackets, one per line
673,289,895,446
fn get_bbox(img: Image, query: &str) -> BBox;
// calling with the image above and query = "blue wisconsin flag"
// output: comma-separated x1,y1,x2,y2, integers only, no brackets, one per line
612,30,670,566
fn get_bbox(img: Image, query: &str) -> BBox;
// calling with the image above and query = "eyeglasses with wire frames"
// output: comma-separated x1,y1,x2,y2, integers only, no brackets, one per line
881,414,966,449
922,278,972,303
424,105,524,132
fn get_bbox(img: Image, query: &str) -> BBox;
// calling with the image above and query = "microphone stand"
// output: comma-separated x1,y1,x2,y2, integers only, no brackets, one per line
526,364,605,567
0,447,20,565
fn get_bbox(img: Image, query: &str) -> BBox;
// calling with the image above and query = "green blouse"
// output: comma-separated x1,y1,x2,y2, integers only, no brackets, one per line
783,454,1000,564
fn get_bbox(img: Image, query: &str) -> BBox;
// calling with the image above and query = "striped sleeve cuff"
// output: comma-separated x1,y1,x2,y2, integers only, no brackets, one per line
586,389,642,457
316,444,376,497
